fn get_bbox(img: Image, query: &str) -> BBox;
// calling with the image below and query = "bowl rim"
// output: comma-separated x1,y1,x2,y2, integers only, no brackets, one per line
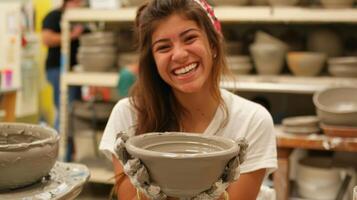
0,122,59,150
125,132,239,159
313,87,357,114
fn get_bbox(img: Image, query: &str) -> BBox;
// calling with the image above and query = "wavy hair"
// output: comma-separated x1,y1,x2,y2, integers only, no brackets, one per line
130,0,229,135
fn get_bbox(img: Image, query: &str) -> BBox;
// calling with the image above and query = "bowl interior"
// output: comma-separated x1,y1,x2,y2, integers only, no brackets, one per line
0,123,58,148
127,132,236,157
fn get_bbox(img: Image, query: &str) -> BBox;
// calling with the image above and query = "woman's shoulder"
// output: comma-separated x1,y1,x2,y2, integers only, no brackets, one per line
221,89,272,121
112,98,136,116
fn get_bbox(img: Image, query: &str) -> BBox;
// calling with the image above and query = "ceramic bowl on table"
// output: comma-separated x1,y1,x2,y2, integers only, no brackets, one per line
125,132,240,198
287,52,326,77
313,87,357,127
0,123,59,190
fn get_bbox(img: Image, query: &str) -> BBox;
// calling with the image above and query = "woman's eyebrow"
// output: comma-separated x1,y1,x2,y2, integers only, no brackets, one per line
152,28,200,47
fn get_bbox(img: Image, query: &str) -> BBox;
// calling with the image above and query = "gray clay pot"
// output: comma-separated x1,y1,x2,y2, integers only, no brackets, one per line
125,132,239,198
0,123,59,190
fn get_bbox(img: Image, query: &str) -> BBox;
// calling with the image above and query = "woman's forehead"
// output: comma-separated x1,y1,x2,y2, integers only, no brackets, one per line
151,14,202,41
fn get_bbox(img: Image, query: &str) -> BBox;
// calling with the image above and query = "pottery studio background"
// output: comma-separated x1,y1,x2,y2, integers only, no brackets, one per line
0,0,357,199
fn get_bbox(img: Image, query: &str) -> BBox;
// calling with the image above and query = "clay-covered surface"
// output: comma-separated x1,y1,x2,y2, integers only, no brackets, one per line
0,123,59,190
0,162,90,200
125,132,239,198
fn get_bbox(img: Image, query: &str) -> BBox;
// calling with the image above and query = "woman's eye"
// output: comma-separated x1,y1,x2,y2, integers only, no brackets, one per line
155,45,170,52
185,35,197,43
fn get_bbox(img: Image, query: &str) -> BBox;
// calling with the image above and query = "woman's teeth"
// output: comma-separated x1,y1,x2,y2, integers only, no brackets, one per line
174,63,198,75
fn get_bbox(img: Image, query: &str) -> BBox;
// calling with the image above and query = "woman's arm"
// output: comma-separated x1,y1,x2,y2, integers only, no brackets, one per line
112,155,137,200
226,168,266,200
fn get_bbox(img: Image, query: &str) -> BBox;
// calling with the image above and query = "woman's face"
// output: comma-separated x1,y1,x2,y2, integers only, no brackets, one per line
151,14,214,94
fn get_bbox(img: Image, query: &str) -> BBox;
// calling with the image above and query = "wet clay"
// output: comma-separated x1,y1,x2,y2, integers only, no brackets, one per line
124,132,241,198
0,162,90,200
0,123,59,190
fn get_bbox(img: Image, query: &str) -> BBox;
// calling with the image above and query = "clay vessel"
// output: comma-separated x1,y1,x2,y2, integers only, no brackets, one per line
287,52,326,77
250,43,285,75
313,87,357,126
320,0,354,8
125,132,239,198
226,56,252,75
0,123,59,190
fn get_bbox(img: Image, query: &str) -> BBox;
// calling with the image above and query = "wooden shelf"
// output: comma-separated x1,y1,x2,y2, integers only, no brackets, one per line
63,7,357,23
222,75,357,94
62,72,357,94
61,72,118,87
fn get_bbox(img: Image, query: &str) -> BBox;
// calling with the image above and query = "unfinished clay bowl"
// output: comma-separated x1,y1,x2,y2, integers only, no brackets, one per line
77,53,117,72
313,87,357,126
125,132,239,198
282,115,320,127
287,52,326,77
0,123,59,190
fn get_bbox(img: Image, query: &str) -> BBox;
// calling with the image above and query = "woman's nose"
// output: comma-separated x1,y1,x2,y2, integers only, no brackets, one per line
171,44,189,63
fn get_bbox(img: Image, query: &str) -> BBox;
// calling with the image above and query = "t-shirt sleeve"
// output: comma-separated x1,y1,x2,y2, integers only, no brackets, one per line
42,10,61,32
99,99,136,161
239,106,277,175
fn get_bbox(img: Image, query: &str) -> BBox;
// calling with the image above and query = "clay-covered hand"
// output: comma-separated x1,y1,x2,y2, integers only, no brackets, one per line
191,138,248,200
114,131,167,200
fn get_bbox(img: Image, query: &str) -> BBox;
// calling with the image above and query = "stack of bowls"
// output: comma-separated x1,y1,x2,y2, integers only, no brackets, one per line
320,0,354,8
287,52,326,77
226,56,253,75
297,157,342,200
313,87,357,127
78,32,117,72
282,115,320,134
328,57,357,77
250,31,288,75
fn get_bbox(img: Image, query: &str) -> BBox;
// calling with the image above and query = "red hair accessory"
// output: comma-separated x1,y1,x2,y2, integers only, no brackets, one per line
193,0,221,33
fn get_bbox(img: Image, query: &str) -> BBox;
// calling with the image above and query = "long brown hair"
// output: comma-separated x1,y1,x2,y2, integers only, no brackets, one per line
131,0,229,135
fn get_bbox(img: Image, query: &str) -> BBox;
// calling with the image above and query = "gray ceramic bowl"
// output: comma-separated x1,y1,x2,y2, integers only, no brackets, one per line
0,123,59,190
313,87,357,126
125,132,239,198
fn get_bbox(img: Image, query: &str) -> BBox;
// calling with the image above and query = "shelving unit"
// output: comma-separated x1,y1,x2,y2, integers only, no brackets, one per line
60,6,357,192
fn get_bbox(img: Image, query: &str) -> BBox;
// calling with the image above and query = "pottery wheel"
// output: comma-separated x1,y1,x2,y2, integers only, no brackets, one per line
0,162,90,200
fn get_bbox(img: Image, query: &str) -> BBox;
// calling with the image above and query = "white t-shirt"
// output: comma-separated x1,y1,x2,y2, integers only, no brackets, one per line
99,89,277,174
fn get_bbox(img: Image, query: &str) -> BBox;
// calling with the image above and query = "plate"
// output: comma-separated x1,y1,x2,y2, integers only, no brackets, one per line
283,126,321,134
0,162,90,200
282,115,319,127
321,123,357,138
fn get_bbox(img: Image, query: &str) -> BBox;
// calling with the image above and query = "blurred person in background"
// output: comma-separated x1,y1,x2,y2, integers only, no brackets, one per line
42,0,83,130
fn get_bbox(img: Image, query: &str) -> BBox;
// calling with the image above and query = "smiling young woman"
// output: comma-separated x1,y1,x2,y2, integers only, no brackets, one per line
99,0,277,200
